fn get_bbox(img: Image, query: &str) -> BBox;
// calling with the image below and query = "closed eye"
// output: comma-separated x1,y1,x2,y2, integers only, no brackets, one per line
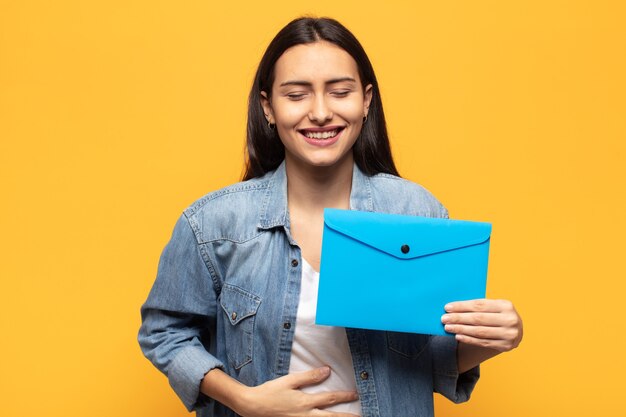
331,90,351,97
286,93,306,101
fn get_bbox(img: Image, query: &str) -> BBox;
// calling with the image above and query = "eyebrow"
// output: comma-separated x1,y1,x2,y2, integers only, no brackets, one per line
278,77,357,87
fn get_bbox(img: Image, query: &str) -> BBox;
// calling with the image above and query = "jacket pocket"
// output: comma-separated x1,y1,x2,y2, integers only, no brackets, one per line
387,331,431,359
219,284,261,369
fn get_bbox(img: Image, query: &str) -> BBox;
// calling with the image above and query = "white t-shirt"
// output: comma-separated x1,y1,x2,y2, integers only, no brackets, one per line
288,258,362,415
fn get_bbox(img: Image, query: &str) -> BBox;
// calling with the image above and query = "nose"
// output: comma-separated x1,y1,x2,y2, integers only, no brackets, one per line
308,95,333,123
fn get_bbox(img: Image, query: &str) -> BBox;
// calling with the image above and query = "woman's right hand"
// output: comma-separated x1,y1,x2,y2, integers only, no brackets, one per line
234,366,360,417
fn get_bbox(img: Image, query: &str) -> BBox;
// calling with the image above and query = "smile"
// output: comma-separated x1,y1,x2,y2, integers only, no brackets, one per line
298,126,345,140
304,129,339,139
298,126,345,147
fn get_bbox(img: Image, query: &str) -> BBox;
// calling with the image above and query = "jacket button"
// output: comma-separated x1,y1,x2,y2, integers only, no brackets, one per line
401,244,410,254
231,312,237,321
291,259,299,267
283,322,291,330
360,371,369,380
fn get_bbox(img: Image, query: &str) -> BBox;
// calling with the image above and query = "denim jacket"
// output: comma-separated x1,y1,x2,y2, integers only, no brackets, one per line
138,161,479,417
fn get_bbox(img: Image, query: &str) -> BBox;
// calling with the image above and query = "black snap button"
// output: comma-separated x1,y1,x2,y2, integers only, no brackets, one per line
360,371,369,380
291,259,299,267
401,244,410,254
283,322,291,330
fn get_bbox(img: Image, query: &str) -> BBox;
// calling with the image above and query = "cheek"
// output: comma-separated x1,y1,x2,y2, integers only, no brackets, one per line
274,103,307,126
334,99,366,121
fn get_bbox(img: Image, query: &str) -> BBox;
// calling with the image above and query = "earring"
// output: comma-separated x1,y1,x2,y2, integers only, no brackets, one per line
363,114,368,124
267,120,275,130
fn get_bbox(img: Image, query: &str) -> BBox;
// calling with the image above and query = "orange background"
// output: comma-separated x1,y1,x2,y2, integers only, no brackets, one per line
1,1,625,416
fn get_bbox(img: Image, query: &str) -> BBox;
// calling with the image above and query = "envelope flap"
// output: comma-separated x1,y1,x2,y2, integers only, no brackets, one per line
323,209,492,259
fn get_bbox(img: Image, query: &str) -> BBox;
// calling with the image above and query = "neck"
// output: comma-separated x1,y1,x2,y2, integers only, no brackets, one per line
285,154,354,214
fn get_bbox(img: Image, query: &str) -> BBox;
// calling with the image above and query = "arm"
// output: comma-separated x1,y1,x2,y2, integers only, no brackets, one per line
139,215,360,416
138,214,224,410
442,299,523,373
200,367,360,417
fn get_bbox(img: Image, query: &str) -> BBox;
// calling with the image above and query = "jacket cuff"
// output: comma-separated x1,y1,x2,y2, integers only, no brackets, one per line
430,336,480,403
167,345,225,411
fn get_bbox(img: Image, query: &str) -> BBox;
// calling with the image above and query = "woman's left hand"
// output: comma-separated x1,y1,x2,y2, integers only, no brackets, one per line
441,299,523,352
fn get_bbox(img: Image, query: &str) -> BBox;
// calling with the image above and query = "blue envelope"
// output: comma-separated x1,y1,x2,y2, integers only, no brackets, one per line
315,209,492,336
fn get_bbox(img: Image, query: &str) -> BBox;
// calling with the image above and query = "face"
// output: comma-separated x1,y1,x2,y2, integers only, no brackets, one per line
261,41,372,171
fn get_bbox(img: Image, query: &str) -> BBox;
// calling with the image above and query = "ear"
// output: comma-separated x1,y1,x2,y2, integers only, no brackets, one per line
260,91,274,124
363,84,373,117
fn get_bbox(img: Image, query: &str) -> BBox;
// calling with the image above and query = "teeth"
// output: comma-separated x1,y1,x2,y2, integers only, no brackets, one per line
304,129,339,139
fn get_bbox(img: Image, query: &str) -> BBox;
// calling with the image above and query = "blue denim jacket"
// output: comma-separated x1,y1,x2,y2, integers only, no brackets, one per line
138,161,479,417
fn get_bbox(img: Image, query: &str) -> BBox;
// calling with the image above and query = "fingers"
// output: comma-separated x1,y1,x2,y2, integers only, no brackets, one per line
445,298,513,313
453,333,521,352
442,298,523,352
442,299,520,328
308,390,360,409
442,311,514,327
282,366,332,389
444,323,508,339
279,369,360,414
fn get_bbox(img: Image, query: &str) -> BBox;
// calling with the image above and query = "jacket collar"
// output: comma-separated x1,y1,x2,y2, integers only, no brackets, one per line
258,160,373,230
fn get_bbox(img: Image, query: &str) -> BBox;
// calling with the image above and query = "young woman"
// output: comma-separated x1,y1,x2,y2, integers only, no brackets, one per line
138,17,523,417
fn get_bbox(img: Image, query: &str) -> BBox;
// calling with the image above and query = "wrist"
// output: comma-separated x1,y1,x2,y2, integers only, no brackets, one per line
200,368,250,413
231,384,255,416
457,341,499,373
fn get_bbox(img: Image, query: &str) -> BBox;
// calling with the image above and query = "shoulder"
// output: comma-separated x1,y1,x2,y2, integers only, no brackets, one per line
368,173,449,218
184,175,271,217
181,173,273,243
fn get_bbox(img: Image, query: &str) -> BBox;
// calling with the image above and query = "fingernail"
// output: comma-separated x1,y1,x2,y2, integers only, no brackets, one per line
444,303,453,312
441,314,449,323
320,366,330,376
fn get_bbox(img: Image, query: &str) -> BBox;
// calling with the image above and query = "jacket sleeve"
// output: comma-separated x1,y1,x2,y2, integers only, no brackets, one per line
138,213,224,411
430,203,480,402
430,335,480,402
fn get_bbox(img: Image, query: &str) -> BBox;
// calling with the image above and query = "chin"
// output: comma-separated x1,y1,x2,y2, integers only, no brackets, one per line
304,154,352,169
286,146,354,170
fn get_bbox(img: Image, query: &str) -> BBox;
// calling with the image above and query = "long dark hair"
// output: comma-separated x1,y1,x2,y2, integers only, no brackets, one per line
243,16,399,180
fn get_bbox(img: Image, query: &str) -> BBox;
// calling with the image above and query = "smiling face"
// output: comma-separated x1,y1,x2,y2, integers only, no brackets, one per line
261,41,372,172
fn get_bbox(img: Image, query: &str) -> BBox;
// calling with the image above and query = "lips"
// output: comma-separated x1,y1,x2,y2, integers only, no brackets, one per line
298,126,345,147
298,126,345,140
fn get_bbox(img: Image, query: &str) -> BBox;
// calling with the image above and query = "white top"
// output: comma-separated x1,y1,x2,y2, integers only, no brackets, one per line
288,258,362,415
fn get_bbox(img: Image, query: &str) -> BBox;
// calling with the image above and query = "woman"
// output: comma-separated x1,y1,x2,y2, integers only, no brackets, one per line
138,17,522,417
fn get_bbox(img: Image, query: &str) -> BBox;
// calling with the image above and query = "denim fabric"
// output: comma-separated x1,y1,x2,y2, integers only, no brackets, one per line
138,161,480,417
